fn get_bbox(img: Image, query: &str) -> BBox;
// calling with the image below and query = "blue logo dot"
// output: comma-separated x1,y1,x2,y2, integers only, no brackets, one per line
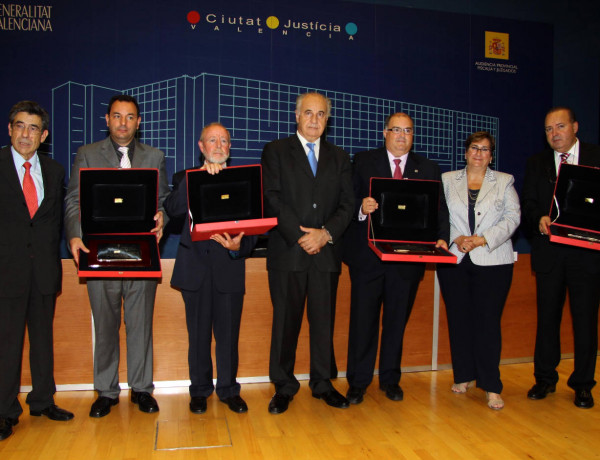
345,22,358,36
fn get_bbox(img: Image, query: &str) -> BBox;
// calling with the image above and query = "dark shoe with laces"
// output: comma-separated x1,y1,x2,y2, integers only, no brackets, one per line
190,396,207,414
131,391,159,413
312,389,350,409
268,393,293,414
527,382,556,400
380,383,404,401
30,404,74,421
574,389,594,409
221,395,248,413
346,386,366,405
89,396,119,418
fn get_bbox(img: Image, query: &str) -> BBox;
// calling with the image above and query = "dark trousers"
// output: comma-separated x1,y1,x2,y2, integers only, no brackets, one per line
268,269,339,396
533,250,600,391
0,279,56,419
181,283,244,400
437,255,513,394
346,265,421,388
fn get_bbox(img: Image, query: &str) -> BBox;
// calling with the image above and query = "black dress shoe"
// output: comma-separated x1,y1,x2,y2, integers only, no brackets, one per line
190,396,207,414
268,393,293,414
30,404,74,421
313,389,350,409
90,396,119,418
131,391,159,413
0,418,13,441
527,382,556,400
574,389,594,409
346,386,366,405
380,384,404,401
221,395,248,413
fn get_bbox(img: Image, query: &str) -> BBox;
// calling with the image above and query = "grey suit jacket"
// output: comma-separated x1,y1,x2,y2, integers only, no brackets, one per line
64,137,170,244
442,167,520,265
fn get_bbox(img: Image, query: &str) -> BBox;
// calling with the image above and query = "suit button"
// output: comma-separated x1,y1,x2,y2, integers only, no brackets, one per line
477,212,481,215
313,203,317,208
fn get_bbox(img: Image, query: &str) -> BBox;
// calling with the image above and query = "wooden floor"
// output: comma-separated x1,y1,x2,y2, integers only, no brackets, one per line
2,359,599,460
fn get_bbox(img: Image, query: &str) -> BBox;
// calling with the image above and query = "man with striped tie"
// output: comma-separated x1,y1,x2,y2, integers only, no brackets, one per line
0,101,72,442
522,107,600,409
65,95,170,418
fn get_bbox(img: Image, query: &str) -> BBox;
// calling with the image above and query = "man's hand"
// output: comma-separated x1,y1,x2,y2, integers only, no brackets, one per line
539,215,551,235
210,232,244,251
202,162,224,175
69,237,89,266
298,226,329,255
151,211,164,242
435,239,448,251
361,197,378,215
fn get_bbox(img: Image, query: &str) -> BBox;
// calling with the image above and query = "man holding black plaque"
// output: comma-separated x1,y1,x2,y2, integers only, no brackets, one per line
522,107,600,409
342,112,449,405
164,122,256,415
64,95,170,417
0,101,73,442
262,92,354,414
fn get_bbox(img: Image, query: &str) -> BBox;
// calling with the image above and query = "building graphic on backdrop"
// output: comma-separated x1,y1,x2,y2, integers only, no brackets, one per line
51,73,499,182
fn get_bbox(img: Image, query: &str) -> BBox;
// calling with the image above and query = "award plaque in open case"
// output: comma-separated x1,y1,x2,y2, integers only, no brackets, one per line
367,177,457,263
77,168,162,277
548,163,600,250
187,164,277,241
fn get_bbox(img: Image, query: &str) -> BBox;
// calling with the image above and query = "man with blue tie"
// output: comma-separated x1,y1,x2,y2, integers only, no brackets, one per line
343,112,449,404
261,93,354,414
0,101,73,442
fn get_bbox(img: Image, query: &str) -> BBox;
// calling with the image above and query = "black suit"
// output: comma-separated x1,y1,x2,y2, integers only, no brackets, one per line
522,142,600,390
164,168,257,400
0,146,64,419
262,134,354,395
343,148,449,389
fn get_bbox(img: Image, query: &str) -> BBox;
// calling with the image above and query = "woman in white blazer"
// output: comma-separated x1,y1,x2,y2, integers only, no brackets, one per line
437,131,520,410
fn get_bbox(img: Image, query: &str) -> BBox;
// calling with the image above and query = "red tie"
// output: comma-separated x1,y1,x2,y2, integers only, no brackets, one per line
560,153,570,164
23,161,38,218
393,158,403,179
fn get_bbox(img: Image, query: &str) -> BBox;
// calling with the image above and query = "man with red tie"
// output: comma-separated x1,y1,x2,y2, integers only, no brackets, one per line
0,101,73,442
343,112,449,404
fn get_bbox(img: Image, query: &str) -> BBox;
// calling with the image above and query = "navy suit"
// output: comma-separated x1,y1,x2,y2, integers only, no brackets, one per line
343,148,449,389
164,168,257,399
262,134,354,396
522,142,600,390
0,146,65,419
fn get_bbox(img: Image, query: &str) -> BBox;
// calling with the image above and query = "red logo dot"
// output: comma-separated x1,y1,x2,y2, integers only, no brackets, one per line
187,11,200,24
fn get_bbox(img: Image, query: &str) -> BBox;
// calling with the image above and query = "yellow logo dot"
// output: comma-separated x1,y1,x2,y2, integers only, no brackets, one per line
266,16,279,29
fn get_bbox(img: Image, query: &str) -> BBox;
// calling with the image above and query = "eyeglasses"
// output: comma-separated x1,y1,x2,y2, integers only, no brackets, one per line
386,127,413,135
469,145,491,153
12,121,42,135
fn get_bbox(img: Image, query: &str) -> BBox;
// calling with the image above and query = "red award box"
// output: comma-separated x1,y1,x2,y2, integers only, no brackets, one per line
187,164,277,241
548,163,600,250
367,177,456,263
77,168,162,277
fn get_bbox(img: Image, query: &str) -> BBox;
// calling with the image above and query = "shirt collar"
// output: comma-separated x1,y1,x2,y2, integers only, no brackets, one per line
11,146,40,170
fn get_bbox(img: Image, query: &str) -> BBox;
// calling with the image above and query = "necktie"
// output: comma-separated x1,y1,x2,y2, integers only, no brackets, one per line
307,143,318,176
23,161,38,218
119,146,131,169
393,158,403,179
560,152,570,164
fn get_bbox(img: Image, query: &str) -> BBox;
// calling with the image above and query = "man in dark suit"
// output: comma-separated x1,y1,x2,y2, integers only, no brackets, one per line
261,92,354,414
64,95,170,418
343,112,449,404
164,122,257,415
522,106,600,409
0,101,73,442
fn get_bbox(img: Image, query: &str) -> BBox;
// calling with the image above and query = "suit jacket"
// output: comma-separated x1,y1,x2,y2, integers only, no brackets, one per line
343,148,449,275
521,141,600,273
164,168,257,293
261,134,354,272
442,167,520,265
0,146,65,297
64,137,170,244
